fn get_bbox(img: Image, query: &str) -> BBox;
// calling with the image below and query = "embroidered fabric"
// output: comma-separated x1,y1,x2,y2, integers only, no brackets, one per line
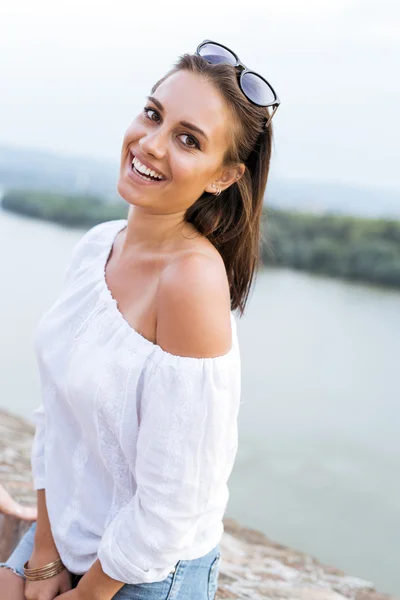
30,219,241,584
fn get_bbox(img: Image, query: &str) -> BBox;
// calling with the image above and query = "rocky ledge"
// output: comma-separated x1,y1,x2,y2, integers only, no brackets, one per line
0,408,395,599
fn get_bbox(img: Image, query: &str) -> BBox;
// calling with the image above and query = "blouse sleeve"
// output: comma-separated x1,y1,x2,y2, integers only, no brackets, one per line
30,404,46,490
97,350,241,584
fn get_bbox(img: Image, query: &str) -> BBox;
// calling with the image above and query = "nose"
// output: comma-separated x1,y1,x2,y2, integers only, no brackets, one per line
139,129,167,160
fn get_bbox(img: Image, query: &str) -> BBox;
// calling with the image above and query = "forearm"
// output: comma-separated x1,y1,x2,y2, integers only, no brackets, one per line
34,490,124,599
77,559,124,600
33,489,59,558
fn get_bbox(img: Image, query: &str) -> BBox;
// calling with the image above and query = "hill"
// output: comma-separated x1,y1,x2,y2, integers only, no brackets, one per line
0,143,399,218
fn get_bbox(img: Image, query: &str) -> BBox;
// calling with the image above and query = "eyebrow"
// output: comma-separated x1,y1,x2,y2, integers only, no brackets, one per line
146,96,209,142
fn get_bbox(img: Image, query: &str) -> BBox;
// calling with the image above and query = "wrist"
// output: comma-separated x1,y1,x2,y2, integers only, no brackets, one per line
77,559,124,600
30,543,60,567
33,527,58,552
77,578,112,600
24,556,65,581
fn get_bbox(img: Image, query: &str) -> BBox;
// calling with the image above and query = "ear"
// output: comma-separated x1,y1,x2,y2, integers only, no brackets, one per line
204,163,246,195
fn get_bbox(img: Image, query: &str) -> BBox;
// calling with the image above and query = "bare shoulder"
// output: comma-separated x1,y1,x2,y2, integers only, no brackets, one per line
156,250,232,359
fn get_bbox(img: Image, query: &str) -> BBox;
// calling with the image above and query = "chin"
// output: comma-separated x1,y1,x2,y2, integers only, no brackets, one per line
116,177,153,208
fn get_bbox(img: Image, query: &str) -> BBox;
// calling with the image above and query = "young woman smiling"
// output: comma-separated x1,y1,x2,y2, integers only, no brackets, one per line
0,41,279,600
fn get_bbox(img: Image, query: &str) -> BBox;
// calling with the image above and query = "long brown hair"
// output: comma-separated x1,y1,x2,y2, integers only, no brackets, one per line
151,54,274,316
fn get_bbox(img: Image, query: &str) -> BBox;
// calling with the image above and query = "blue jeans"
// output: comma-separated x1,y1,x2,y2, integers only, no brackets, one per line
0,522,221,599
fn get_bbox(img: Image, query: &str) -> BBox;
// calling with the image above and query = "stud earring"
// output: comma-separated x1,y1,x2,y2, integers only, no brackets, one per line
211,183,222,196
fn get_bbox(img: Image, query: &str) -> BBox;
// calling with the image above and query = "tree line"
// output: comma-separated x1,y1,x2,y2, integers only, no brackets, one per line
263,208,400,287
2,189,400,288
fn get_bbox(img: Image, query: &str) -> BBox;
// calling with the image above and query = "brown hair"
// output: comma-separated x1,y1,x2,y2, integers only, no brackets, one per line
151,54,274,316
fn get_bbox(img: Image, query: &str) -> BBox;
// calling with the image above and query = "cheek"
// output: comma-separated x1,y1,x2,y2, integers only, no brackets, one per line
122,117,145,147
169,154,212,187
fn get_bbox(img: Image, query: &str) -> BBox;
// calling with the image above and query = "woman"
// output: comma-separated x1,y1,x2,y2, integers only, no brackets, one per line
0,40,279,600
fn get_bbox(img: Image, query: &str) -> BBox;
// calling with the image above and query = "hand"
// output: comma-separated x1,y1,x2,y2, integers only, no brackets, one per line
24,569,72,600
55,590,85,599
54,583,112,600
24,551,72,600
0,483,37,520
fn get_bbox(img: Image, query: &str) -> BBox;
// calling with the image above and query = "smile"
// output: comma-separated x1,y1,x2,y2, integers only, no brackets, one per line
131,155,166,182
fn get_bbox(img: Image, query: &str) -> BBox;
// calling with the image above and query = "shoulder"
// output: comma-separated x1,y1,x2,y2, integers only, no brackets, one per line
155,251,232,359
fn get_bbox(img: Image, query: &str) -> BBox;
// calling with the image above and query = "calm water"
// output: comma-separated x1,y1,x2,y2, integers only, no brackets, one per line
1,208,399,597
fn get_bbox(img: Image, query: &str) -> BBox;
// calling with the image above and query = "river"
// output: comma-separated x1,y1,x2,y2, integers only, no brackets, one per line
1,208,399,597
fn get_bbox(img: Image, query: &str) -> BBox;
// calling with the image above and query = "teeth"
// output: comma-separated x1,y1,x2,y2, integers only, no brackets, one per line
132,156,164,180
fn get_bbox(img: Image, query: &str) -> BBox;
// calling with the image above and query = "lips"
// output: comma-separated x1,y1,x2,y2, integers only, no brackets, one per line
126,156,166,188
130,151,167,180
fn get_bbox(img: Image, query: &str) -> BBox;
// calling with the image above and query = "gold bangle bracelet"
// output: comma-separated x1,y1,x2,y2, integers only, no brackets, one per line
24,564,65,581
24,557,63,573
24,570,64,581
23,558,65,581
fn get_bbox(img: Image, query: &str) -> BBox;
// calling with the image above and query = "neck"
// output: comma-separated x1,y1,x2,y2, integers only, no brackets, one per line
120,205,195,255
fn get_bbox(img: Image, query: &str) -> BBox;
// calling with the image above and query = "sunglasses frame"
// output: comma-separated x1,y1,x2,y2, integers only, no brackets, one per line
195,39,280,128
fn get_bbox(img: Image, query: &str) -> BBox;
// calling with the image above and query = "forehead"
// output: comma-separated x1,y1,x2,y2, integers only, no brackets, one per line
152,70,232,146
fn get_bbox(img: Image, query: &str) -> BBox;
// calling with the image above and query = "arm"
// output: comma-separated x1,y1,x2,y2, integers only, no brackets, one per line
25,490,73,599
29,407,58,552
32,406,123,599
32,490,60,559
30,406,58,553
84,254,238,593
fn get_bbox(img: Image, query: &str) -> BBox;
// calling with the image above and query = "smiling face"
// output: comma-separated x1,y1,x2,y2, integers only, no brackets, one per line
117,70,243,215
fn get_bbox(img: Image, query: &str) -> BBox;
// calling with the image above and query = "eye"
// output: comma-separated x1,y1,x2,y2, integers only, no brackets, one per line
143,107,160,122
143,107,201,150
178,133,201,150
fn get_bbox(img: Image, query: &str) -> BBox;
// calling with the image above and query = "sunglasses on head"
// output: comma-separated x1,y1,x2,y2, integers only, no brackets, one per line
195,40,280,129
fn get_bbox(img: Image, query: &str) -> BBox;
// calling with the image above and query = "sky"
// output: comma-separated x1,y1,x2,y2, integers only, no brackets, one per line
0,0,399,190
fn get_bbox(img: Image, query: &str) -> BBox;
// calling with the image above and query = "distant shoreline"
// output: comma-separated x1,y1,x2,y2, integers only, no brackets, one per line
2,189,400,290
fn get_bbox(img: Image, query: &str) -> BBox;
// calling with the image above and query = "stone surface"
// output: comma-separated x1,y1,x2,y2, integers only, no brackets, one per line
0,409,396,599
219,519,392,600
0,409,36,558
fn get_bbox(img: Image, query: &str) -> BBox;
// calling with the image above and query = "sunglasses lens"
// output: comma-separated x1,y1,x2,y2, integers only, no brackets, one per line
241,72,276,106
198,43,237,66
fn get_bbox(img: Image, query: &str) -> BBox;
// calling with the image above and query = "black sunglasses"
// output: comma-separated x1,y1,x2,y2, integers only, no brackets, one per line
195,40,280,129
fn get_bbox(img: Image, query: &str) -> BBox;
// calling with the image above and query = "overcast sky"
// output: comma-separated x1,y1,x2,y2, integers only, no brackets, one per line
0,0,399,189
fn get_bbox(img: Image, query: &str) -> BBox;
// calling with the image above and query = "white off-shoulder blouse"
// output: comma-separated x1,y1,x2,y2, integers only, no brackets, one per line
30,219,241,585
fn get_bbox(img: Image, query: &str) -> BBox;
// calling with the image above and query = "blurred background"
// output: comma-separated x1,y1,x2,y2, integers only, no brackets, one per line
0,0,399,596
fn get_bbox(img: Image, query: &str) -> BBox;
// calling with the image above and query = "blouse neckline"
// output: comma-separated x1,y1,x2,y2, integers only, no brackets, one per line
99,219,237,365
